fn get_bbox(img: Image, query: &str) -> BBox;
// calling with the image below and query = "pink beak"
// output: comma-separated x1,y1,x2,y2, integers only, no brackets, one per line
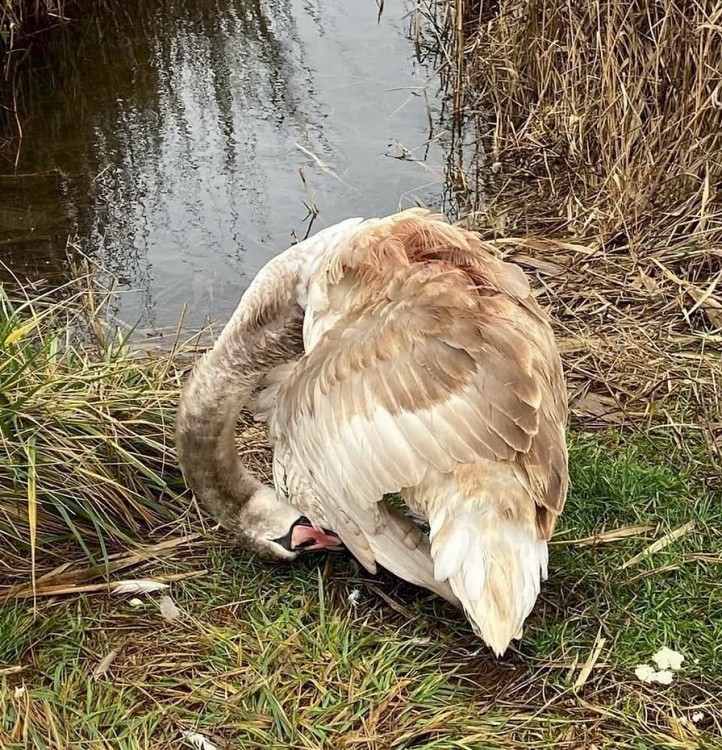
290,522,344,552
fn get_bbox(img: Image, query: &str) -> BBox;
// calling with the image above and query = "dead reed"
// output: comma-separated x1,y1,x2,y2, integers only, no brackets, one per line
0,275,199,591
435,0,722,452
1,0,68,50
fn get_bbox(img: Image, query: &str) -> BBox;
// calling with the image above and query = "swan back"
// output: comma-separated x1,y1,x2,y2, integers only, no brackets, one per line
268,208,568,651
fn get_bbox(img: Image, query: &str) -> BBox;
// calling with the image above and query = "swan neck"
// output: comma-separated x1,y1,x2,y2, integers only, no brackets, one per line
175,303,303,533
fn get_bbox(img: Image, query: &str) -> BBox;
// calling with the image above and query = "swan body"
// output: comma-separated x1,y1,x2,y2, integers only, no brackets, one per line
176,208,568,655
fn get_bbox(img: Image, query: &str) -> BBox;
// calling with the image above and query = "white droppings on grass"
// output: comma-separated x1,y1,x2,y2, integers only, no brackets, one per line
634,664,675,685
13,686,25,699
182,730,220,750
635,646,685,685
634,664,656,682
653,669,674,685
347,589,361,607
691,711,704,724
652,646,684,671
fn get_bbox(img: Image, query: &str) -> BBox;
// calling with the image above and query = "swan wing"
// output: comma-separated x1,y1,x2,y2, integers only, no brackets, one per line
269,210,567,610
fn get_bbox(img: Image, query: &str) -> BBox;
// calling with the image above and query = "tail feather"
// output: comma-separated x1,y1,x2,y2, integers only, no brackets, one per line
429,505,548,656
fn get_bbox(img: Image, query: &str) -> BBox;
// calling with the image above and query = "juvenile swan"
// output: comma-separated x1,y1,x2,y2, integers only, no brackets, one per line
176,209,568,655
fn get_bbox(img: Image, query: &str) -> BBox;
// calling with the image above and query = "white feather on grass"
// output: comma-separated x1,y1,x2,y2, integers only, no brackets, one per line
111,580,169,595
92,649,119,680
181,730,220,750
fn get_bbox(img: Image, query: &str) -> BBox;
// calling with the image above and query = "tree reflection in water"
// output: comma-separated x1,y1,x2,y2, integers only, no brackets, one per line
1,0,447,330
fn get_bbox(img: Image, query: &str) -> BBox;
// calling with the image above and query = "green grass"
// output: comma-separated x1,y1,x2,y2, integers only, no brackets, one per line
0,281,188,587
1,429,720,749
1,283,720,748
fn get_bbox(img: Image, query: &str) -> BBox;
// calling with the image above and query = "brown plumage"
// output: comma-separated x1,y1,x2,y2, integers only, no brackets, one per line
177,209,568,655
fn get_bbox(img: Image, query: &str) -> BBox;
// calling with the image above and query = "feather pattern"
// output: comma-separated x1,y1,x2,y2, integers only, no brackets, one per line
264,208,568,653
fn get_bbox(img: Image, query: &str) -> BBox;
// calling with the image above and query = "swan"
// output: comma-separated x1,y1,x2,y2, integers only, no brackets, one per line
176,208,568,655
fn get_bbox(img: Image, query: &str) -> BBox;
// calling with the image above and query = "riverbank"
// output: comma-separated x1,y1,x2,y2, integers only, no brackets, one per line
439,0,722,442
1,254,721,750
1,2,721,746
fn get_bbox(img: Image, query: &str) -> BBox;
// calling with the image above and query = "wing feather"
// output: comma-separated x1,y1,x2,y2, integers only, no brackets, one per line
268,211,567,601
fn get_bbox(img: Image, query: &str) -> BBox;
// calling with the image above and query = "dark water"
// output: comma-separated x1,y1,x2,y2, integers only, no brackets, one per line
1,0,452,331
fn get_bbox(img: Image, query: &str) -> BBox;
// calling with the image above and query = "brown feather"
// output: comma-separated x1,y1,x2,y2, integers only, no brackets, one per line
267,209,568,640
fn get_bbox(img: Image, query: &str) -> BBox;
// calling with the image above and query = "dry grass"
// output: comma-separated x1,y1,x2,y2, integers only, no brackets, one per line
1,277,720,749
429,0,722,451
0,274,198,592
1,1,68,39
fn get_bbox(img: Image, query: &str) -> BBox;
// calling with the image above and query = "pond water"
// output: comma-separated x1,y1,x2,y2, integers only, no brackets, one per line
1,0,454,332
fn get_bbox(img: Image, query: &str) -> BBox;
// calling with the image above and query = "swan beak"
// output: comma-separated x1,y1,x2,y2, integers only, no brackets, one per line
290,518,344,552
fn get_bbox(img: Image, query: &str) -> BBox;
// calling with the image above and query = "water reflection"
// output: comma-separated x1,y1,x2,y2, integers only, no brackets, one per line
1,0,448,329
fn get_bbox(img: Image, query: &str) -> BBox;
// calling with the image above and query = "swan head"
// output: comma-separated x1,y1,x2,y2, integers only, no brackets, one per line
238,487,343,561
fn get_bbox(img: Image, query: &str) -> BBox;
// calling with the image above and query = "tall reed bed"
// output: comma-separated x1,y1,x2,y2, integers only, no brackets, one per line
437,0,722,433
0,280,192,590
452,0,722,245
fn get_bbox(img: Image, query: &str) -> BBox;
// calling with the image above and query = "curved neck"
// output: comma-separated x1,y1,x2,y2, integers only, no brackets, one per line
176,282,304,534
175,217,366,534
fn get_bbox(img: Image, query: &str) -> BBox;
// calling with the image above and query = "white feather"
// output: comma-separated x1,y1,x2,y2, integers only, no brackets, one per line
159,595,182,621
429,499,548,656
182,731,220,750
431,518,470,582
111,580,169,595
